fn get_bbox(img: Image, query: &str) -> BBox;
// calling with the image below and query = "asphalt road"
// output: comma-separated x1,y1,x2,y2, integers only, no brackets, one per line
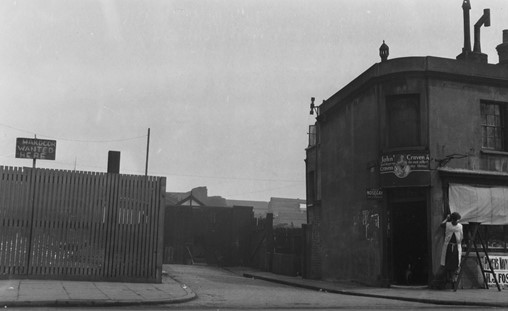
28,264,489,310
158,264,477,310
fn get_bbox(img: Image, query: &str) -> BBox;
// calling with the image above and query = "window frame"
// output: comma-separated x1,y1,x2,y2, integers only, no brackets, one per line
385,94,421,149
481,101,508,151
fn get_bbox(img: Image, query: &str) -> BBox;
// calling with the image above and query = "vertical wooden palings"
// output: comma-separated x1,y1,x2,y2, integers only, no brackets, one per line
0,166,163,282
1,167,12,274
109,173,121,278
113,174,124,278
150,177,161,280
62,169,73,276
154,177,165,281
146,177,156,279
99,172,110,278
140,176,150,278
70,171,80,276
131,176,141,277
116,175,127,279
67,170,77,276
76,171,87,276
71,170,80,275
9,167,18,274
82,171,93,277
53,169,64,276
20,167,31,275
103,172,116,278
3,167,13,273
10,167,21,275
30,168,43,275
4,167,16,274
94,172,106,277
38,169,49,276
126,175,137,277
45,169,56,275
78,172,90,276
112,173,122,278
119,175,129,277
128,175,138,277
84,172,95,276
0,167,6,274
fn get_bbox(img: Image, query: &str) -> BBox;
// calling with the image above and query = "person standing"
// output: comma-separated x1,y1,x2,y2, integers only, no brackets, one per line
440,212,463,288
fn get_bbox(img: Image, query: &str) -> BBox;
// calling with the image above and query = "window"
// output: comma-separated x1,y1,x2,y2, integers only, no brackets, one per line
386,95,420,148
308,125,317,147
463,225,508,252
481,102,507,150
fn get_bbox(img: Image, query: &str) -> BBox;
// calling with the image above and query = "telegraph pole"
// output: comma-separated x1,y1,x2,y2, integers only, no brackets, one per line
145,128,150,176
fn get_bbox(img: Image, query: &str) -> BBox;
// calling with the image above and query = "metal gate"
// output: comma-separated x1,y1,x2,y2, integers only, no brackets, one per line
0,166,165,282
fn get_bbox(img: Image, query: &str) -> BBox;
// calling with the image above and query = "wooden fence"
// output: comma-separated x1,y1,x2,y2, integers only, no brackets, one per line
0,166,165,283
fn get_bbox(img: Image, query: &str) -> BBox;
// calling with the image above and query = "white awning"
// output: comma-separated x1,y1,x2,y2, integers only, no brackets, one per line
449,183,508,225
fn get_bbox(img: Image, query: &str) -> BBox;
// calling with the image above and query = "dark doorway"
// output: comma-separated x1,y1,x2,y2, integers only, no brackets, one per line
391,201,428,285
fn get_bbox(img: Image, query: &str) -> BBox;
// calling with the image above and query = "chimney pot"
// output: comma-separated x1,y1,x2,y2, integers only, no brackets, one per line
497,29,508,65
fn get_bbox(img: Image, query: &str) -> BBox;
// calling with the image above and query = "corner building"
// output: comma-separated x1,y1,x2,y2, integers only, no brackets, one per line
305,14,508,286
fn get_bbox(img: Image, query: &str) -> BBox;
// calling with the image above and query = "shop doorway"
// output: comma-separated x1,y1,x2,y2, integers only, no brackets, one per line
391,201,428,285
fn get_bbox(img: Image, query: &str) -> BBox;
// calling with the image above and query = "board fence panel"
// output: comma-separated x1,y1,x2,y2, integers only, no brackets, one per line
0,166,165,283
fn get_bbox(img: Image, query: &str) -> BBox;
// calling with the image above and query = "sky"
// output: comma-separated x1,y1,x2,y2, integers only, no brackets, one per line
0,0,507,201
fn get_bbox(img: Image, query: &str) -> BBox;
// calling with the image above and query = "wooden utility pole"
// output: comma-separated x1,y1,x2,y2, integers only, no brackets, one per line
145,128,150,176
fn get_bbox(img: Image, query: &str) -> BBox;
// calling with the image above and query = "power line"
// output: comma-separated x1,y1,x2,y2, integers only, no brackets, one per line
0,123,146,143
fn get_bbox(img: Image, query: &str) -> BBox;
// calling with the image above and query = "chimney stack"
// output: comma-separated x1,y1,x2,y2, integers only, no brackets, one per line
497,30,508,65
456,1,490,63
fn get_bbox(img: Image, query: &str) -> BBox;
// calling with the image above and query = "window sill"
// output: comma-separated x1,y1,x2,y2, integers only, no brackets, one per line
481,149,508,156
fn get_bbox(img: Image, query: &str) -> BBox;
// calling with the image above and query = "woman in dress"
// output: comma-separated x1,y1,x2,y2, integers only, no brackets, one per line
440,212,463,288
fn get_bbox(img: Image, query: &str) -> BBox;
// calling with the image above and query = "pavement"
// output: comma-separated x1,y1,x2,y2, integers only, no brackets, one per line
0,273,196,308
228,267,508,308
0,266,507,308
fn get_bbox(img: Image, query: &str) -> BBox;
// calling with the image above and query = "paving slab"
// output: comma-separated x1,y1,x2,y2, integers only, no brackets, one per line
0,275,196,308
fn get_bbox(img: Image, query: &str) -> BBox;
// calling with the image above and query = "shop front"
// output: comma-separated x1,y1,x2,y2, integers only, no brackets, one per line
380,151,431,286
439,167,508,288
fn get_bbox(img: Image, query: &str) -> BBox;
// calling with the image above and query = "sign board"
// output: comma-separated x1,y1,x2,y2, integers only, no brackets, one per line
380,151,430,187
483,255,508,287
366,188,383,200
15,138,56,160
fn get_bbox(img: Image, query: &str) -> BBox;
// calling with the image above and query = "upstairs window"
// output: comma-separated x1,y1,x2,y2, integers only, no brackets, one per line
481,101,507,151
386,94,420,148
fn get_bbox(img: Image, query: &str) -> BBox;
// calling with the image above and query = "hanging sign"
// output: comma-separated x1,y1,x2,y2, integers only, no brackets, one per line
380,151,430,187
15,138,56,160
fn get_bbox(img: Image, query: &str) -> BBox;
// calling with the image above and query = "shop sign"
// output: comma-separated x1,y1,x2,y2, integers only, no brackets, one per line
380,151,430,187
366,188,383,200
15,138,56,160
483,255,508,286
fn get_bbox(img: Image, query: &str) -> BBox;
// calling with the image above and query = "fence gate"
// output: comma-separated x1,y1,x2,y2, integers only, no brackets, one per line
0,166,165,283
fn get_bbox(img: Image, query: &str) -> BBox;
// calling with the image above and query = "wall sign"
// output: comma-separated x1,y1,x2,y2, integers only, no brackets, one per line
380,151,430,187
366,188,383,200
15,138,56,160
483,255,508,287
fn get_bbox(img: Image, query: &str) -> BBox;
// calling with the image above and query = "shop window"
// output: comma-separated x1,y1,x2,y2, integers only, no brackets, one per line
481,101,508,151
386,94,420,148
463,225,508,251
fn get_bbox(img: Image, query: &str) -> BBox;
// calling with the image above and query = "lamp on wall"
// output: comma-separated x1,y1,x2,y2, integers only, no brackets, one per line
310,97,320,116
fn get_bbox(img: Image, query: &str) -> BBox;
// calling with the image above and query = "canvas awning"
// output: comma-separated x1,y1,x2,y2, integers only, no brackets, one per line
449,183,508,225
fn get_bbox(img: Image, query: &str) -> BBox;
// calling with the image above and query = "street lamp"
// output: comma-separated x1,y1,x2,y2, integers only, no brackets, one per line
310,97,320,116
